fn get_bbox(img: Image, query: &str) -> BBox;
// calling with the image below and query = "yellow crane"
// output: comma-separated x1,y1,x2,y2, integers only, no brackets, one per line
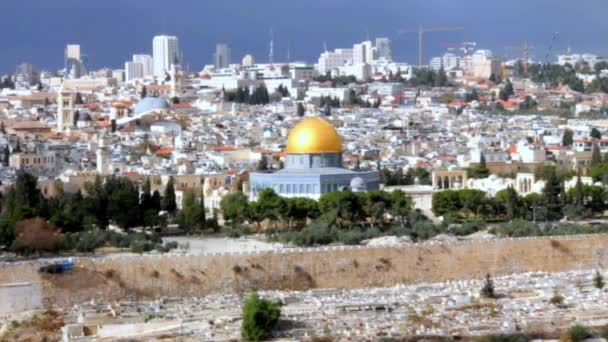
398,25,464,67
505,42,534,75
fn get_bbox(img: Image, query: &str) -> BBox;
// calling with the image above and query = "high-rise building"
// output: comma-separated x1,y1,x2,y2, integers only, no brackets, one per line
214,43,231,69
133,54,153,77
65,44,85,79
153,35,179,78
353,43,367,65
375,38,392,61
15,63,39,88
125,62,144,82
65,44,81,60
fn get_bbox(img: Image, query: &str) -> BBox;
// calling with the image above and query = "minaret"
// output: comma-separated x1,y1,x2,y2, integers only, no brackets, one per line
96,136,109,174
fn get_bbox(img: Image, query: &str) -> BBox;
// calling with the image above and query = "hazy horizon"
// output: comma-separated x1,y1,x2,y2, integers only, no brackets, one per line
1,0,607,74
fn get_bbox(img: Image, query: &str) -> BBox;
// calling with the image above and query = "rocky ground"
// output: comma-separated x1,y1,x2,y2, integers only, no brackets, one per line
51,268,608,341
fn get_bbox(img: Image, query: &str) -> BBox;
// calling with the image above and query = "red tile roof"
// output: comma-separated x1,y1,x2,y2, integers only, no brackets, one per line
154,147,175,155
214,145,237,152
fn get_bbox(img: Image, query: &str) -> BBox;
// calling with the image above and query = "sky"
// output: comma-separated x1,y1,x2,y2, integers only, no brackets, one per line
1,0,607,74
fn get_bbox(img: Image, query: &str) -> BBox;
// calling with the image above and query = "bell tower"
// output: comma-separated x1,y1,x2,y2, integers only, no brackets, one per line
57,84,75,131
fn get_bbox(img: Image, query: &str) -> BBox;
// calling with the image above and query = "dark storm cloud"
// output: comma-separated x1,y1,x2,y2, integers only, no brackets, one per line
0,0,606,73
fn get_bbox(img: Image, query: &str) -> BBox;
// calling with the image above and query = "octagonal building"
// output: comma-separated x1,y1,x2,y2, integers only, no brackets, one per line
249,117,379,200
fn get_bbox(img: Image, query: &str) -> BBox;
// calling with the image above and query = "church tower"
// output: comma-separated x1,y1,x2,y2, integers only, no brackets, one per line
56,85,75,131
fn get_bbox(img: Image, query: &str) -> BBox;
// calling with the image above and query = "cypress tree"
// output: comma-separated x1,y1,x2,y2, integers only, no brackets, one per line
162,176,177,215
591,144,602,166
2,145,9,166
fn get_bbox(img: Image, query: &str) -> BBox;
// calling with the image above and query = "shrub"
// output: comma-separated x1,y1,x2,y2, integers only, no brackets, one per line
550,290,564,305
9,240,33,256
241,292,282,341
130,240,155,254
594,271,605,289
567,324,589,342
481,273,496,299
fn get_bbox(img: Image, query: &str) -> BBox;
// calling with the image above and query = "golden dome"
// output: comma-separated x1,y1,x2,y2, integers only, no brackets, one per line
286,117,342,154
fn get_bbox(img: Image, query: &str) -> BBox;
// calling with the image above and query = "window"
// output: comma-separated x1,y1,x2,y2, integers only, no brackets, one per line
306,184,311,193
279,184,284,193
286,184,292,193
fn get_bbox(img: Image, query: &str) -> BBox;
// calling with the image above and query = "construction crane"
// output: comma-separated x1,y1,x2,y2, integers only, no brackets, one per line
398,25,464,67
505,42,534,75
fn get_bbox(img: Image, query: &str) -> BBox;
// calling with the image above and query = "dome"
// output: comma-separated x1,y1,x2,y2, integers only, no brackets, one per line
134,97,170,115
286,117,342,154
350,177,366,189
242,54,256,67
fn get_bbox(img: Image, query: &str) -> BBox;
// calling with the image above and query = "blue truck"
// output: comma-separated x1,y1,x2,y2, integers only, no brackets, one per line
38,260,74,274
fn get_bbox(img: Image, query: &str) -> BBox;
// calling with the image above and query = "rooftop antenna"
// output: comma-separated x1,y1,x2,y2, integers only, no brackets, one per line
269,28,275,65
323,42,328,53
286,40,291,63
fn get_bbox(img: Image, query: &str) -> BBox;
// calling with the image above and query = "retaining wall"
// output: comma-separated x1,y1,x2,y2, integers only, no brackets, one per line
0,234,607,312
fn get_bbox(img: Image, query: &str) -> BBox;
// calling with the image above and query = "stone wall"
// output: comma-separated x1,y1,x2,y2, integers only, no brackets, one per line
0,234,607,312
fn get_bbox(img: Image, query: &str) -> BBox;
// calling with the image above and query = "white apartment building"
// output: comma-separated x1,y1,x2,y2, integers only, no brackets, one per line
153,35,179,78
336,63,371,81
133,54,153,77
125,61,144,82
375,38,392,61
317,48,354,75
305,86,350,102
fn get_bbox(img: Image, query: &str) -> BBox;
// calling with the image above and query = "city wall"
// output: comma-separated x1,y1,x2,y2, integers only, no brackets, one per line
0,234,607,312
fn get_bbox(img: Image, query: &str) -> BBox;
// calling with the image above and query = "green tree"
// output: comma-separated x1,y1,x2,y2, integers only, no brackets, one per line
318,190,363,228
177,192,203,231
241,292,282,342
501,79,514,100
389,190,413,227
4,172,43,220
107,177,141,229
281,197,320,228
591,144,602,166
496,187,521,221
542,167,564,221
435,67,448,87
140,85,147,99
2,145,9,166
220,192,249,227
161,176,177,215
74,91,84,105
361,191,391,228
256,189,285,228
591,127,602,139
257,156,269,171
562,129,574,146
296,103,305,117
